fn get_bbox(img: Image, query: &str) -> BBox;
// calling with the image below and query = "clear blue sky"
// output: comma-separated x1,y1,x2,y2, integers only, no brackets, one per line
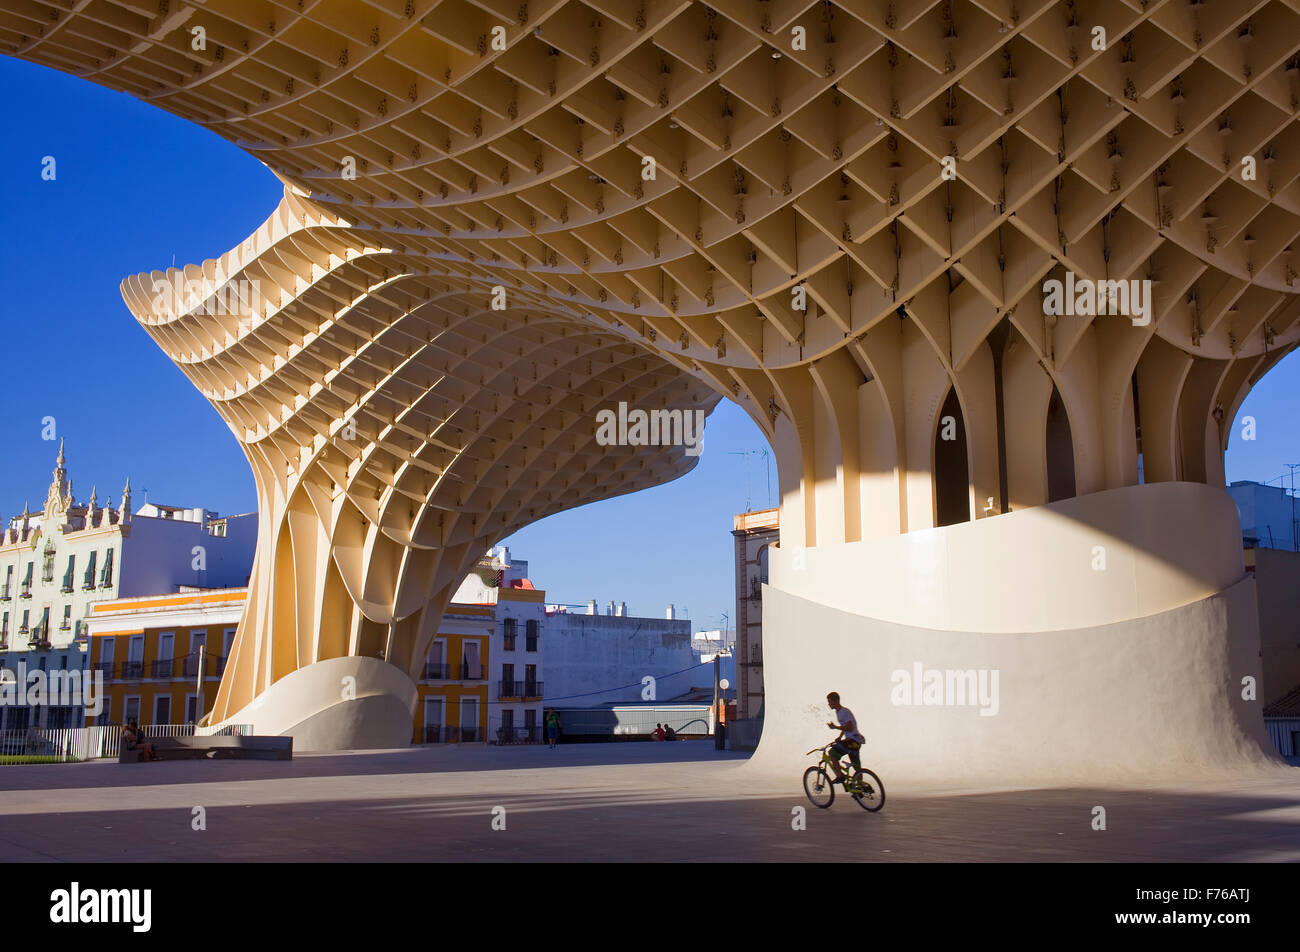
2,56,1297,631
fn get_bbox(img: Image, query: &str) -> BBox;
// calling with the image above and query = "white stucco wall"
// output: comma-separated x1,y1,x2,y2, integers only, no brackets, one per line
544,614,699,705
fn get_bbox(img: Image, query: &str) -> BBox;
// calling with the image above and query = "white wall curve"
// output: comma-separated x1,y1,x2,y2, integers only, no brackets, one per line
770,482,1245,634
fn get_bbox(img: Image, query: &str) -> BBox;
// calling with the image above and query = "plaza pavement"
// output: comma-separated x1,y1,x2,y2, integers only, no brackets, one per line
1,742,1298,862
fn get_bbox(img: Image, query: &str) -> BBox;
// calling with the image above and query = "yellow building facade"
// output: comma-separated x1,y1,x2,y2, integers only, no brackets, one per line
413,605,493,744
84,589,242,727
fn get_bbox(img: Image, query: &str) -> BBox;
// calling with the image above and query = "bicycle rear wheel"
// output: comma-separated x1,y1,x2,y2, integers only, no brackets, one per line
802,766,835,808
852,768,885,812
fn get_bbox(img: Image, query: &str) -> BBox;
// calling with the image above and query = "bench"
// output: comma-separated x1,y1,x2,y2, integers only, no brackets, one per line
118,735,292,762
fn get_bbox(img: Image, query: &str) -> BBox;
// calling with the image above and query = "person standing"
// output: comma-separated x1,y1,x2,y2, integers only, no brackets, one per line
545,708,560,749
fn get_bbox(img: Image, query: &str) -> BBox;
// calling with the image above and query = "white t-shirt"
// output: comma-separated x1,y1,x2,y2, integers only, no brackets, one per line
836,706,865,743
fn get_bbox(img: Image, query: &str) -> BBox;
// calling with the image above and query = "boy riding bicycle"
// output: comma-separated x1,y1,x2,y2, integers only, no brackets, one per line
825,691,864,785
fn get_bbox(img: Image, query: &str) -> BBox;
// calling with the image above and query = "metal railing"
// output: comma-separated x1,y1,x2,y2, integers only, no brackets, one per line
492,725,542,745
140,723,252,739
523,681,542,698
92,661,113,677
424,662,450,680
180,654,227,678
428,725,479,742
460,663,485,680
0,725,117,762
119,661,143,680
499,679,522,698
149,658,175,678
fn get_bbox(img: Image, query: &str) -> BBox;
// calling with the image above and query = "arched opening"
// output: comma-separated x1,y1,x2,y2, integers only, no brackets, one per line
1046,386,1076,502
934,388,971,527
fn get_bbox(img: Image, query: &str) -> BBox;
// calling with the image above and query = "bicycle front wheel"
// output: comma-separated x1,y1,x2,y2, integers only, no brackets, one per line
803,766,835,809
853,768,885,812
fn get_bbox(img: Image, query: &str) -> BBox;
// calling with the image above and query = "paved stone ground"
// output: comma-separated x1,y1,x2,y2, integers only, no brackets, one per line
1,742,1298,861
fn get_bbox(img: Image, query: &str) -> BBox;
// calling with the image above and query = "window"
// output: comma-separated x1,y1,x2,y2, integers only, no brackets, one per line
98,694,112,724
153,695,171,725
21,562,33,596
19,609,30,633
501,663,515,697
424,697,443,743
462,639,481,680
83,551,97,590
185,694,199,724
124,696,140,725
525,663,538,697
503,617,516,651
501,708,514,735
100,548,114,588
1,611,7,640
61,554,75,592
1,564,11,599
60,605,71,630
41,545,55,582
525,618,538,652
426,640,445,679
459,697,479,742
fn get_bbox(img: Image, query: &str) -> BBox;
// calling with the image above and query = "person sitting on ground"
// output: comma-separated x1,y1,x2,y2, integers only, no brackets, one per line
122,720,157,762
662,723,677,741
652,723,666,741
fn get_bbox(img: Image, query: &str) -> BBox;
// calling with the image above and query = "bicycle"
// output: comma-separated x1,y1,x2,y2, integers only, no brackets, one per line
802,743,885,812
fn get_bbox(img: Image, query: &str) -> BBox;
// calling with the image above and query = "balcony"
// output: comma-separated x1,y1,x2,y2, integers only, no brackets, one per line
503,634,516,651
81,576,95,591
423,724,443,743
179,653,227,678
149,658,175,678
494,725,541,745
499,679,522,699
0,585,10,601
460,663,485,681
92,661,114,678
60,576,74,594
424,662,450,680
120,661,143,680
523,681,543,699
59,620,71,631
19,583,31,599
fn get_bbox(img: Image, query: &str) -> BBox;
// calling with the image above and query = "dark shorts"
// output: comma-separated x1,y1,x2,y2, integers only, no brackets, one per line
830,740,861,768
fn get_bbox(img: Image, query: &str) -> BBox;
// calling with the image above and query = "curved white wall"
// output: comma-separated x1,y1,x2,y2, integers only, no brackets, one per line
753,483,1286,784
213,655,417,752
770,482,1245,634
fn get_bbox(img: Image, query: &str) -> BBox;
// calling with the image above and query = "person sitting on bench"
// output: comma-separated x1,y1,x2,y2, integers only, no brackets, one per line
122,721,157,761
